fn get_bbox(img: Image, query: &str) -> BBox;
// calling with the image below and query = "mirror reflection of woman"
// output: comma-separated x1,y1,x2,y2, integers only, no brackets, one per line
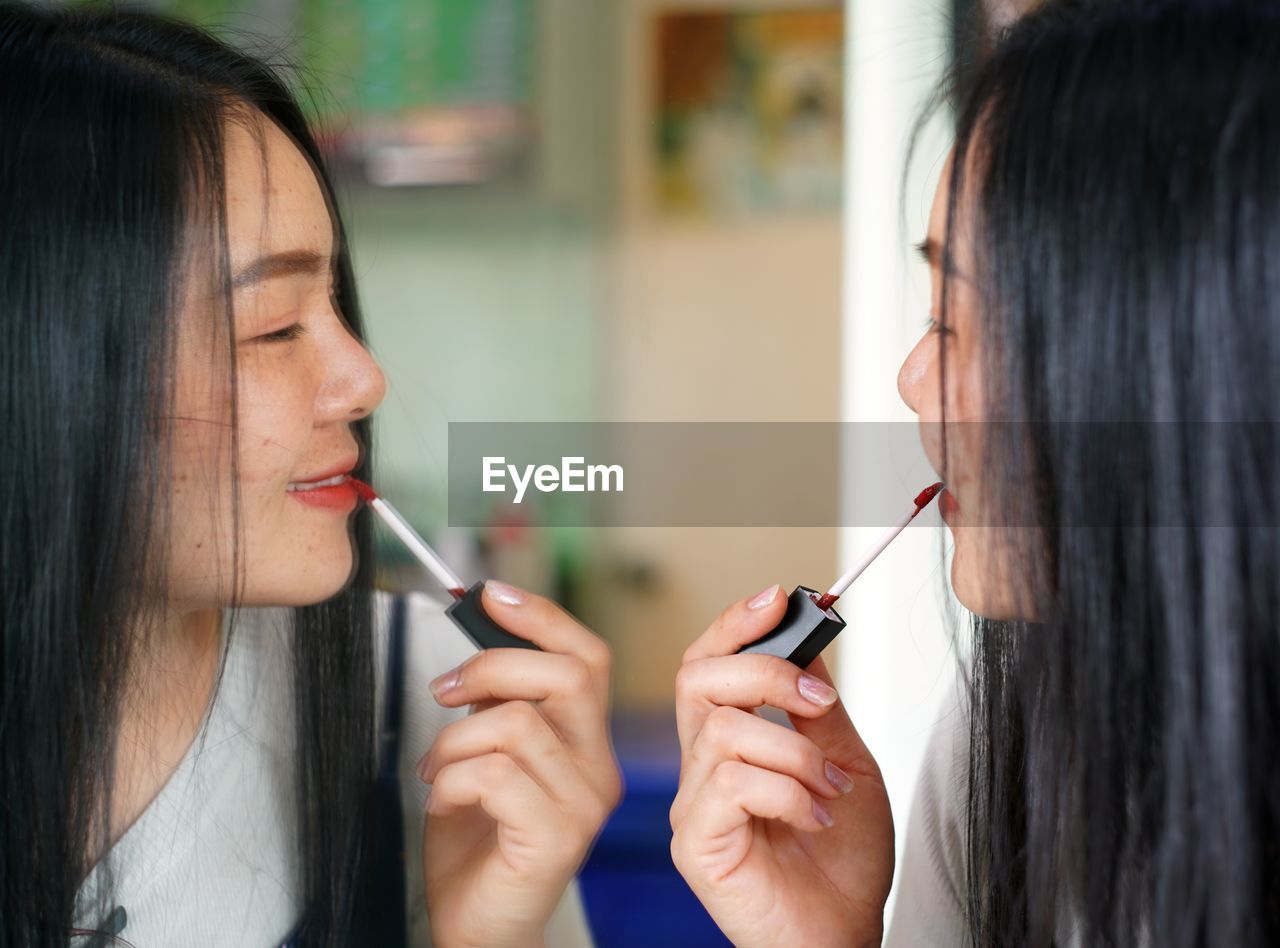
671,1,1280,944
1,4,619,945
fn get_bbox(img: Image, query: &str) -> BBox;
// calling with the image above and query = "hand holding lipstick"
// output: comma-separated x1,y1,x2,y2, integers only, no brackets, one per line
415,581,622,948
669,585,894,948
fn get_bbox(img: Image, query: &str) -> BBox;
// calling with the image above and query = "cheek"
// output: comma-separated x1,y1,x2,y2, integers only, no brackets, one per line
169,368,235,522
233,362,316,491
166,398,241,600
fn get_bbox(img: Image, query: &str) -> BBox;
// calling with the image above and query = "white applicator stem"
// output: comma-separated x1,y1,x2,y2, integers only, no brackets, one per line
813,481,944,611
350,478,466,598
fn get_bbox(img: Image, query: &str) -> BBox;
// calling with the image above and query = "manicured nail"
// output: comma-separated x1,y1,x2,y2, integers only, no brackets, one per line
825,760,854,794
429,667,462,700
798,673,838,707
812,798,835,828
747,583,781,610
484,579,525,605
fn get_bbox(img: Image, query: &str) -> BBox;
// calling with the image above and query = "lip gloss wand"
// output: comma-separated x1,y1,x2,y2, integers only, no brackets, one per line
738,481,944,667
349,477,541,651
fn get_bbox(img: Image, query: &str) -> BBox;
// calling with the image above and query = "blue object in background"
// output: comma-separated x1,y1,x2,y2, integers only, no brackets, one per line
578,711,732,947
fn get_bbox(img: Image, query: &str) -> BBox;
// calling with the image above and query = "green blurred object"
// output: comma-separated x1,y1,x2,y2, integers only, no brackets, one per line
158,0,535,125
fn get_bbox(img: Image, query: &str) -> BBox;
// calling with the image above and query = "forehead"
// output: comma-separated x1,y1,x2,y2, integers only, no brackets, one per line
223,110,334,265
926,144,983,275
927,148,955,240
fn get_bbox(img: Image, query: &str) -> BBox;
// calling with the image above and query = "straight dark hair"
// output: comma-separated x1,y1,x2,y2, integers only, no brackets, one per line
932,0,1279,944
0,4,378,945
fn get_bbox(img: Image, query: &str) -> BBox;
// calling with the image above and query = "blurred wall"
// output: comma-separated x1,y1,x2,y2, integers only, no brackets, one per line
837,0,960,924
587,0,843,709
339,0,620,587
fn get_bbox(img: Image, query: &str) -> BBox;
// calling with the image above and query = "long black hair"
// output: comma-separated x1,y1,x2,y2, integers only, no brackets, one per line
932,0,1279,944
0,4,377,945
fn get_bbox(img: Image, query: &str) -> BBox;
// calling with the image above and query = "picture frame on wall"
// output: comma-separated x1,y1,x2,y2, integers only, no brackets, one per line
651,5,843,220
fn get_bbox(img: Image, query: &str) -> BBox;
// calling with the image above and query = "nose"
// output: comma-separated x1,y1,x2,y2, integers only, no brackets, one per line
317,322,387,423
897,333,930,415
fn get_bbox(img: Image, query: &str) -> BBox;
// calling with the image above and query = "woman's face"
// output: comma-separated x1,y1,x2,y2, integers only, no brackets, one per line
896,149,1026,619
166,110,386,611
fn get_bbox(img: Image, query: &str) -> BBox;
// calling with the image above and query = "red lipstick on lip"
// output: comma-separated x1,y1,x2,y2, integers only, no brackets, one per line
287,477,358,511
286,455,361,511
284,481,355,509
293,455,359,483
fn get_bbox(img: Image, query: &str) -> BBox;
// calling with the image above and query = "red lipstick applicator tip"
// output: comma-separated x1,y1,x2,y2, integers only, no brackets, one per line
913,481,944,509
349,476,378,503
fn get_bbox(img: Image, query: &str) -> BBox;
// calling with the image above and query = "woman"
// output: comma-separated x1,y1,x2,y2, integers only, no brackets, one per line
0,3,620,945
670,1,1279,945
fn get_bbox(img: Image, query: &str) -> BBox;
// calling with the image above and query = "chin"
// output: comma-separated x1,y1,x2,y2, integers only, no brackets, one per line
949,551,982,615
300,554,359,604
949,537,1031,621
246,545,358,607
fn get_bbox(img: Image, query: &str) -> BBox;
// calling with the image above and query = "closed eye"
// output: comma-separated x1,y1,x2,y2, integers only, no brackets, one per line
258,322,306,343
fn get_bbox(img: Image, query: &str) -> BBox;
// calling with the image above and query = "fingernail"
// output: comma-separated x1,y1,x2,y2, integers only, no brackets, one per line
484,579,525,605
825,760,854,794
429,667,462,700
798,673,838,707
415,753,430,784
812,798,835,828
746,583,781,610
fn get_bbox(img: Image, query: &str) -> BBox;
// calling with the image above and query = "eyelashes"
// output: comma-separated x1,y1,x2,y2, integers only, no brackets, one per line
258,322,306,343
922,316,953,336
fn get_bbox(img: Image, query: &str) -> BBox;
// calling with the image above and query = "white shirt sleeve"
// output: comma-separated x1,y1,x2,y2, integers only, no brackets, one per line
883,676,971,948
373,589,597,947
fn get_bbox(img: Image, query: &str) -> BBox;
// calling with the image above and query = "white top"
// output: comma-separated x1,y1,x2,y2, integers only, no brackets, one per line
73,590,595,947
884,674,1084,947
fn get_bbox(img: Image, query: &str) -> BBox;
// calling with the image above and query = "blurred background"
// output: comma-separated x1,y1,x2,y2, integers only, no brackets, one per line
66,0,1034,942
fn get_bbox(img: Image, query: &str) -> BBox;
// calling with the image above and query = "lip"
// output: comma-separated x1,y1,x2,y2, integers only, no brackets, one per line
939,487,959,523
287,478,359,512
291,455,359,485
285,453,360,513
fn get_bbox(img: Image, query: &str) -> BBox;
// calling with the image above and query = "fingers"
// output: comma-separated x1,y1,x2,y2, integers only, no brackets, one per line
671,761,833,872
417,700,615,825
787,656,880,782
429,647,611,758
670,706,854,827
476,580,612,677
682,583,791,663
674,651,840,757
426,753,598,863
431,647,601,708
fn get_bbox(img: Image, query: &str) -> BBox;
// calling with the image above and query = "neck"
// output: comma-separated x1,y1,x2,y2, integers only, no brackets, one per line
114,606,223,825
78,606,225,882
125,606,223,713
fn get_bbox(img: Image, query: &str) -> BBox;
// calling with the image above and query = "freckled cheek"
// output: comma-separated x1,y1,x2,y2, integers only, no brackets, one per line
234,383,317,495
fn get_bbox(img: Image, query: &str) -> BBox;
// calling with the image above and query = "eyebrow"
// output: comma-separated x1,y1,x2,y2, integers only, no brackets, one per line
231,249,334,290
